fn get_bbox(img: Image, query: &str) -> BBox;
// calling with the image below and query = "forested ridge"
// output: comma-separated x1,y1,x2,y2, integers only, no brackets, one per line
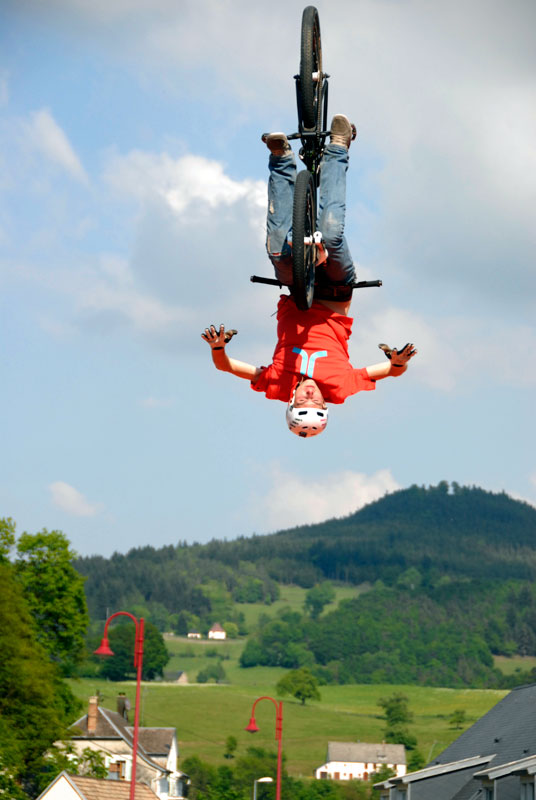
75,483,536,687
77,482,536,616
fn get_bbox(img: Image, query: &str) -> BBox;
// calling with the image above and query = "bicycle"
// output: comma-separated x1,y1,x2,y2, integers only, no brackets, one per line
251,6,381,310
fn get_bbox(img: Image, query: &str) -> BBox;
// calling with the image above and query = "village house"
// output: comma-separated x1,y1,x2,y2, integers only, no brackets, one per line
37,771,160,800
208,622,226,640
374,682,536,799
315,741,406,781
63,696,188,800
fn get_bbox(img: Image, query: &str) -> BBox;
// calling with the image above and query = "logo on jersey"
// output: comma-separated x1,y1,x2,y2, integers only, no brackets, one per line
292,347,328,378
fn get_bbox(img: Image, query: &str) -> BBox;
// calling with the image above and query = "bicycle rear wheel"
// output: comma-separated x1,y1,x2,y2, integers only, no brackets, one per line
292,169,317,311
300,6,323,130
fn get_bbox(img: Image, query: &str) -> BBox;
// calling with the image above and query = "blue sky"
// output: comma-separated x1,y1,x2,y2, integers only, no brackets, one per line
1,0,535,557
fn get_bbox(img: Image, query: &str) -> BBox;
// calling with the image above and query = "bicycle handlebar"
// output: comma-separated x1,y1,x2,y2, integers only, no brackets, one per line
250,276,382,289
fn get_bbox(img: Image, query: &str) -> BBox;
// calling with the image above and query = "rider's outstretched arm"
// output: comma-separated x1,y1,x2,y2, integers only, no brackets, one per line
201,324,262,382
365,343,417,381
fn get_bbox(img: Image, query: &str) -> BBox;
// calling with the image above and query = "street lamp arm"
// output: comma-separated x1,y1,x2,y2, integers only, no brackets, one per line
246,696,283,800
94,610,144,800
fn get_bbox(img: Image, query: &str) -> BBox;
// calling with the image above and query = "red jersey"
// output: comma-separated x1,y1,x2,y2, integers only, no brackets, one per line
251,295,376,404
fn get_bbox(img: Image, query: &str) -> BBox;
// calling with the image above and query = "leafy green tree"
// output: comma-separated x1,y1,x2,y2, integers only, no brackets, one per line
396,567,422,591
0,563,79,797
99,621,169,681
224,621,239,639
276,667,321,705
407,749,426,771
384,727,417,750
449,709,467,729
43,744,108,783
197,662,226,683
378,693,418,751
15,529,89,676
224,735,238,760
378,693,413,727
305,582,336,619
233,746,285,796
180,755,217,799
0,517,16,560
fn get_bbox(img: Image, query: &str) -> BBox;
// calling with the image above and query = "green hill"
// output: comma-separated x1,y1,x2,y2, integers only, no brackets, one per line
76,483,536,688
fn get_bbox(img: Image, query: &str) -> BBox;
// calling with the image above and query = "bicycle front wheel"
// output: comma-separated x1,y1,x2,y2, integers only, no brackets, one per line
292,169,317,311
300,6,323,130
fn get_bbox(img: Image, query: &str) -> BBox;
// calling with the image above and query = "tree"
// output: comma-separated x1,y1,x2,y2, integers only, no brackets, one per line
276,667,321,705
407,749,425,771
378,693,417,751
449,709,467,729
15,529,89,676
224,735,238,760
378,693,414,727
304,582,336,619
0,517,16,561
224,621,239,639
99,621,169,681
197,662,226,684
233,746,285,796
0,563,79,797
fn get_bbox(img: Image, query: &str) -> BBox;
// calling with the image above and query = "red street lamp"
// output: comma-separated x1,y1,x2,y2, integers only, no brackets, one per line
245,696,283,800
94,611,144,800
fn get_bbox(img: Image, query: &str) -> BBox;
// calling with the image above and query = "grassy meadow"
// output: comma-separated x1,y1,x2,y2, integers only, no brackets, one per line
75,587,528,777
68,673,506,777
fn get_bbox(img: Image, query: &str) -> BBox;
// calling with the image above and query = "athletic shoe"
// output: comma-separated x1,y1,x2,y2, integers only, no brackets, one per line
329,114,357,149
262,132,292,156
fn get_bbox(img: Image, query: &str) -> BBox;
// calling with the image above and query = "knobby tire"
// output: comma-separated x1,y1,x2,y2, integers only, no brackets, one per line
300,6,323,131
292,169,316,311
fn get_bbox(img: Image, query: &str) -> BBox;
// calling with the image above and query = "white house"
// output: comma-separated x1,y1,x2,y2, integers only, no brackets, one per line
315,741,406,782
208,623,226,640
65,697,188,799
37,770,159,799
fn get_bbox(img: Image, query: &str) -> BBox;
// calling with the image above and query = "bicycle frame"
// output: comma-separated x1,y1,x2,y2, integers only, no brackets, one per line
251,6,382,301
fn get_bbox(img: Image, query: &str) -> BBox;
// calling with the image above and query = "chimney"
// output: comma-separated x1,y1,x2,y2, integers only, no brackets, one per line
87,696,99,735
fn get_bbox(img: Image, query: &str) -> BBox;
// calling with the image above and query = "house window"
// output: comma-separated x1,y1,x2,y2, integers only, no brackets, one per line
319,772,327,780
521,783,535,800
483,789,493,800
108,761,126,780
334,772,340,780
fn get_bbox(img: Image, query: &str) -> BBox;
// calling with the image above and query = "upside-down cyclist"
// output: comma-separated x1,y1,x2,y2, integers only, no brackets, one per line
202,115,417,438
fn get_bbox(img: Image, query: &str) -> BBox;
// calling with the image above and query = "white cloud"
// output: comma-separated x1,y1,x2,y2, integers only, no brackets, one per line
254,466,400,531
354,306,536,393
104,150,265,233
49,481,103,516
24,108,87,183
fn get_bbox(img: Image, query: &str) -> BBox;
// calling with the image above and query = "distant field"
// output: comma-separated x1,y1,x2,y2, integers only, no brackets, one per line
494,654,536,675
68,677,506,778
233,583,369,630
163,583,369,685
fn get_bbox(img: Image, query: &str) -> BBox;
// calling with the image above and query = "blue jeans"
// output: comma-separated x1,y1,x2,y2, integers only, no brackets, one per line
265,144,356,286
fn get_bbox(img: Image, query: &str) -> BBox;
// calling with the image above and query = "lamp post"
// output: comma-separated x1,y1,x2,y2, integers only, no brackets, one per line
253,776,273,800
245,696,283,800
94,611,144,800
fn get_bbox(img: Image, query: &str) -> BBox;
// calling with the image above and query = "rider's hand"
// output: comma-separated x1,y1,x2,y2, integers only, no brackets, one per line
201,324,237,349
378,342,417,366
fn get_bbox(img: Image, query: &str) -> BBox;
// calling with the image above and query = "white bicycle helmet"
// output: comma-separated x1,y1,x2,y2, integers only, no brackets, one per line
286,385,328,438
